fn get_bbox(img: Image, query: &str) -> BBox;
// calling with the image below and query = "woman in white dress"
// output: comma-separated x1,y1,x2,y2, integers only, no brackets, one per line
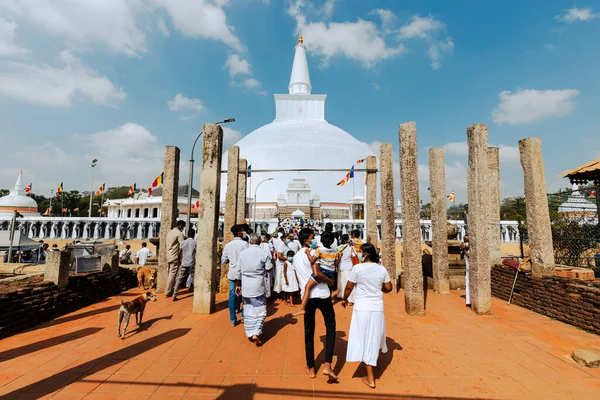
342,242,393,389
282,250,300,304
336,234,355,302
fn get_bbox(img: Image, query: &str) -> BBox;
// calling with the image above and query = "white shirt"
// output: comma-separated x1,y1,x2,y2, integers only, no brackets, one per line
221,237,249,281
273,237,289,267
135,247,153,266
239,245,270,297
260,243,274,271
348,262,391,312
294,248,330,299
287,240,301,254
338,244,354,271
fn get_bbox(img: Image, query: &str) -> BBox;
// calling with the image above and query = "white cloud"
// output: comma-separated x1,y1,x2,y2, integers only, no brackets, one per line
369,82,380,91
75,123,159,158
287,0,404,68
371,9,397,31
498,145,520,163
556,8,598,23
321,0,336,19
1,0,147,56
225,53,251,77
545,44,555,51
157,17,170,36
442,142,468,156
168,93,204,112
0,17,29,56
398,15,453,69
492,88,580,125
242,78,260,89
222,126,243,148
152,0,242,52
0,50,125,107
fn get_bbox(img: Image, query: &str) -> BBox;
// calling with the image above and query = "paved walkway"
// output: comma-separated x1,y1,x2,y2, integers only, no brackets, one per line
1,288,599,399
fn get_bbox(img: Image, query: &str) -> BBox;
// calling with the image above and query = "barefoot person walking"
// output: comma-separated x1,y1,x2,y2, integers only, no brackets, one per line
342,243,393,389
293,228,338,381
236,233,271,345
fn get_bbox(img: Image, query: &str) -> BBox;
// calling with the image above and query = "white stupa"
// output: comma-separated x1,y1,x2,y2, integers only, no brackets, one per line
558,184,597,217
222,34,376,212
0,171,39,218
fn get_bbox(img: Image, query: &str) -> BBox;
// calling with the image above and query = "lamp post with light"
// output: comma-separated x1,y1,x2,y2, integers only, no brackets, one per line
88,159,98,218
253,178,273,231
186,119,235,231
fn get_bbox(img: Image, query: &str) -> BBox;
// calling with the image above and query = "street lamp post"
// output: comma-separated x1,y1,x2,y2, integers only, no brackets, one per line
186,118,235,231
253,178,273,231
88,159,98,218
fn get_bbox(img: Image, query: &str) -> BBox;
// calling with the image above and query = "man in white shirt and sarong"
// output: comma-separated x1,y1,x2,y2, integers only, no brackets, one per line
293,228,338,381
135,242,153,266
236,233,271,346
221,224,249,326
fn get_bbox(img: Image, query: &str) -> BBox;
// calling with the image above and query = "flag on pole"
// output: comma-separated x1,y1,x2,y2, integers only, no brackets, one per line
356,158,366,164
151,172,164,188
349,165,355,179
128,184,137,195
56,182,63,195
336,180,346,186
24,183,32,195
73,207,79,212
99,183,105,193
427,187,430,191
589,190,597,198
247,165,252,178
447,191,455,202
194,199,200,208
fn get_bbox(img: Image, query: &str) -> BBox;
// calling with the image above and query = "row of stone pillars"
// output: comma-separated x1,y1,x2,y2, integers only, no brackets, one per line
401,122,555,316
155,122,555,317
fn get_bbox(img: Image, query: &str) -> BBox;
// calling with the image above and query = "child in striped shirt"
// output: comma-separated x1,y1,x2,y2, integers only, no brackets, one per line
293,231,340,316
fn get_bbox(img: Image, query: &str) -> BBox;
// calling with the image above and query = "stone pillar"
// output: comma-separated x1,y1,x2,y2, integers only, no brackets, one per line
44,250,71,288
467,124,491,315
379,144,397,287
236,158,248,225
223,146,239,245
487,147,501,263
193,123,224,314
519,137,555,277
157,146,180,293
365,156,378,245
429,147,450,294
101,251,119,276
399,122,425,315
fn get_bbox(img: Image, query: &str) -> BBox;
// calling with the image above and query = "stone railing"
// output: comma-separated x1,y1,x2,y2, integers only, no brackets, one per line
0,216,521,244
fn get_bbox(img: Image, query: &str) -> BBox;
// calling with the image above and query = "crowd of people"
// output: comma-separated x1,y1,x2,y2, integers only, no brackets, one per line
221,221,392,389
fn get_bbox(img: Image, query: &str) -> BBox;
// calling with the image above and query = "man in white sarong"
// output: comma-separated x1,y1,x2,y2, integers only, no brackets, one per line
460,235,470,307
272,228,289,295
236,233,271,346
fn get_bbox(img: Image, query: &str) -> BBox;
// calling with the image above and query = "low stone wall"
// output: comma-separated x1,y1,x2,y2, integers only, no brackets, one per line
491,265,600,335
0,268,137,339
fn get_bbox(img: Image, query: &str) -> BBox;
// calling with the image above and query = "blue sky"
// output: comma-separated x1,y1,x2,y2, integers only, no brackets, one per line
0,0,599,204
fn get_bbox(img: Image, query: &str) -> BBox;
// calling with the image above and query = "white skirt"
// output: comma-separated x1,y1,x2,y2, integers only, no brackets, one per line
347,310,387,366
273,263,284,293
283,267,299,292
337,269,355,301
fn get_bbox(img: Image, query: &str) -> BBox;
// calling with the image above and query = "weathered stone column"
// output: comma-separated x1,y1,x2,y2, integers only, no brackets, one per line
44,250,71,288
157,146,180,293
429,147,450,294
236,158,248,225
223,146,239,245
487,147,501,263
366,156,378,245
399,122,425,315
193,123,224,314
519,137,555,277
467,124,491,315
380,144,397,288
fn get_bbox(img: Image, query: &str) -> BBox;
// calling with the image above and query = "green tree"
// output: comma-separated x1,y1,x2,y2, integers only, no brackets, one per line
0,189,9,198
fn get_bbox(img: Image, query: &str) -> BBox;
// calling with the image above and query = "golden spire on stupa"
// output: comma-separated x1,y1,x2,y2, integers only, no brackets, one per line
297,32,303,45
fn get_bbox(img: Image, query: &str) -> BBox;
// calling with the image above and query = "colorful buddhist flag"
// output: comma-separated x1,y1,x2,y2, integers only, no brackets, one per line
73,207,79,212
56,182,63,195
24,183,32,195
247,165,252,178
447,191,455,202
349,165,355,179
194,199,200,208
356,158,365,164
62,208,67,213
99,183,105,193
336,179,346,186
127,184,137,195
589,190,597,198
148,186,153,195
151,172,164,188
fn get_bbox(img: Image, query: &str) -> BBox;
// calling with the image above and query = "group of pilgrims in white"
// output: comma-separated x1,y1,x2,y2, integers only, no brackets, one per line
222,221,392,388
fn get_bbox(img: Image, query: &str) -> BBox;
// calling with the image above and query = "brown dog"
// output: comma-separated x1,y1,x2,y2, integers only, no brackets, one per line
117,291,156,339
137,266,157,290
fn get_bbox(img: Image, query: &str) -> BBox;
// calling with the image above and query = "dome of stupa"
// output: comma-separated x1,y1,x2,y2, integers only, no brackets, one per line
0,172,39,218
221,35,376,204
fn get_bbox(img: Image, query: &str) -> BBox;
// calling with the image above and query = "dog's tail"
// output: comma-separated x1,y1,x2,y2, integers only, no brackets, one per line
136,265,142,271
118,295,125,305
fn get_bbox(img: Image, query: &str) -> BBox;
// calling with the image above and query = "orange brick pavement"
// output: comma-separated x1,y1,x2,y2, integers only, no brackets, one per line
1,289,599,399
